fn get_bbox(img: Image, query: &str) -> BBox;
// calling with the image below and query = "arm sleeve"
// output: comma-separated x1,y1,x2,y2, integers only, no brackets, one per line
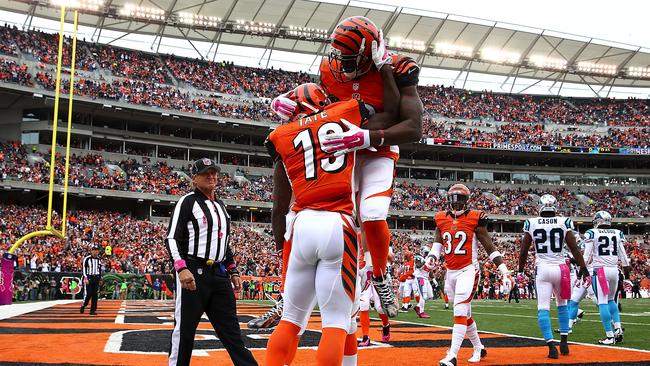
522,219,531,235
265,133,280,162
358,100,373,122
392,56,420,88
477,211,489,227
165,195,190,265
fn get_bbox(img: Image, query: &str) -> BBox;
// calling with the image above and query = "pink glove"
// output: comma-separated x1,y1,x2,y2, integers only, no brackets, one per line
271,91,297,121
321,118,370,157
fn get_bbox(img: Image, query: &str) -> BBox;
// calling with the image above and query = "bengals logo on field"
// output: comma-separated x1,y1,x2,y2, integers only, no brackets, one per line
105,315,324,354
352,92,361,100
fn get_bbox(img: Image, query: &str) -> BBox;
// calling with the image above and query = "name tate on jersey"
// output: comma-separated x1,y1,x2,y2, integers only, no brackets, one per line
538,218,558,224
298,111,329,126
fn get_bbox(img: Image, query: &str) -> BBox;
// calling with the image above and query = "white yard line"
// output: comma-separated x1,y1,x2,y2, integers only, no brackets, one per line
0,300,80,320
379,314,650,354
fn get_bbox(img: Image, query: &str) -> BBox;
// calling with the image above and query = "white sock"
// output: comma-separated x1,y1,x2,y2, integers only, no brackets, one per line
466,321,483,349
569,319,575,328
418,296,425,311
342,354,357,366
606,330,615,338
449,323,468,357
614,322,622,331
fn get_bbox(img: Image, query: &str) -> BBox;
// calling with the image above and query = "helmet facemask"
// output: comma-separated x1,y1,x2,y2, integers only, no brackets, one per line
328,39,372,82
449,193,469,215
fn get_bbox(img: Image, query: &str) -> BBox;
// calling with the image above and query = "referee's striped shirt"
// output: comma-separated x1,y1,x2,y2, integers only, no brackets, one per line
165,188,234,269
82,255,101,277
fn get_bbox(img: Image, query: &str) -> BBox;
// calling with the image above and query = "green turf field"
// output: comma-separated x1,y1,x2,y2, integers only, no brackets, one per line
393,298,650,351
239,298,650,351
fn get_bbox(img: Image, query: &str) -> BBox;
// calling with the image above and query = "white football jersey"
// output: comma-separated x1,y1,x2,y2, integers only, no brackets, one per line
414,264,430,279
523,216,575,266
583,228,630,268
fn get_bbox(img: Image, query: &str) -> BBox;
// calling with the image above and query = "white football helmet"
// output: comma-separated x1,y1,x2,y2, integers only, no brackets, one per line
420,245,431,258
593,210,612,228
538,194,557,216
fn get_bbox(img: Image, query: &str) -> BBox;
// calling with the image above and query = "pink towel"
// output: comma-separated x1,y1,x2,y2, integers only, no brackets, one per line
559,264,571,300
596,267,609,296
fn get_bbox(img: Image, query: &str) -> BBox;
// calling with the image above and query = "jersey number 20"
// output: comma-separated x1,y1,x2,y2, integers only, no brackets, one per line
293,122,347,180
532,228,564,253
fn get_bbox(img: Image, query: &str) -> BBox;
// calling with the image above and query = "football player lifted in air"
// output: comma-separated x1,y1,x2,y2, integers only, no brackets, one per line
264,40,403,365
254,16,423,329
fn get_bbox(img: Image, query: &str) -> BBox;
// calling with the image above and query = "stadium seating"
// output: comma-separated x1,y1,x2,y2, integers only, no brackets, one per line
0,25,649,136
1,142,648,217
3,204,648,297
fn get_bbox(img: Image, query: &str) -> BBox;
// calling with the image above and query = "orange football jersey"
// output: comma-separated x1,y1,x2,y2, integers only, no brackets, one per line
319,54,419,160
434,210,488,270
265,99,370,215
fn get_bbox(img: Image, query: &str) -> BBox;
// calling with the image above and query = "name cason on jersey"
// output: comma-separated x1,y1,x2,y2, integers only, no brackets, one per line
523,216,575,266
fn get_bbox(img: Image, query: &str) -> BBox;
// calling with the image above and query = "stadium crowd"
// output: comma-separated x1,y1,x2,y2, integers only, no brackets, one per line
423,121,649,148
1,25,650,131
3,204,648,302
1,141,648,217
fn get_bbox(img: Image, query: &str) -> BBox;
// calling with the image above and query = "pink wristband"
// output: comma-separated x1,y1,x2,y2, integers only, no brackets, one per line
174,259,187,272
226,263,236,271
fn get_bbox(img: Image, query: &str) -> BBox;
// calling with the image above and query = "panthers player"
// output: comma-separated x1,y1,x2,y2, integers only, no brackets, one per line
582,211,631,344
518,194,589,359
561,245,596,333
270,15,424,319
413,245,434,318
428,184,510,365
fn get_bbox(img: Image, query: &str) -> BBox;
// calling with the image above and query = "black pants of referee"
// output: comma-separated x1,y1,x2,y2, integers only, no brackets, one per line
82,276,100,313
168,259,257,366
508,287,520,303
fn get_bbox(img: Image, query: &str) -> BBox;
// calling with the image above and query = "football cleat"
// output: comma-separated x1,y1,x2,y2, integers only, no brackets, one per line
373,276,398,318
598,337,615,345
247,295,283,329
468,347,487,363
358,336,371,347
615,328,624,343
444,303,450,310
439,354,457,366
560,341,570,355
381,325,391,342
576,309,584,322
547,342,559,359
79,306,85,314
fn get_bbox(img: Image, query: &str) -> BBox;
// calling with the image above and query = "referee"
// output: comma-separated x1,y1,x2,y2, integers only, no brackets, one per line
166,158,257,366
80,246,102,315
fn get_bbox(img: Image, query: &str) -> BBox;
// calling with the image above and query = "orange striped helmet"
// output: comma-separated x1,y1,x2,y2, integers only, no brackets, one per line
447,183,471,213
292,83,329,115
328,16,381,82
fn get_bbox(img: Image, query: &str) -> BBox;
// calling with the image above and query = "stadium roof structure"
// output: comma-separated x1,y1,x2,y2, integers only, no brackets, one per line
5,0,650,95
